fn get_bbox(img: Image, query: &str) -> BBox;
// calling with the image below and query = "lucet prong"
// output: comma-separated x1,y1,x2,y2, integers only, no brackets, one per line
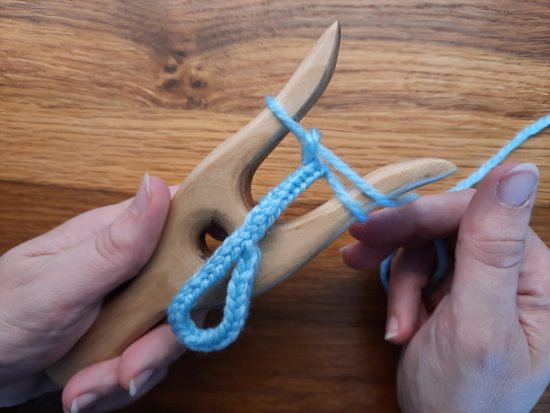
47,21,342,386
47,22,456,387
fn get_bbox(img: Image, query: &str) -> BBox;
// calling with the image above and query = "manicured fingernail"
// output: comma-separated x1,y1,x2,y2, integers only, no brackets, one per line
131,173,151,215
70,393,98,413
129,368,155,397
497,163,538,207
339,245,352,254
385,315,399,341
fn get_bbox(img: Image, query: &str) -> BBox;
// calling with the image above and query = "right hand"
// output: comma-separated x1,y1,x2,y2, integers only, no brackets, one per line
342,162,550,413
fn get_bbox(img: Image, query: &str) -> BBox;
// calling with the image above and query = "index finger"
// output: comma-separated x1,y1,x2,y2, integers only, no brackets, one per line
349,189,475,248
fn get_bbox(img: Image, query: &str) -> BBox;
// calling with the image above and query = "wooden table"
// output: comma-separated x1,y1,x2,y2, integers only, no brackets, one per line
1,1,549,412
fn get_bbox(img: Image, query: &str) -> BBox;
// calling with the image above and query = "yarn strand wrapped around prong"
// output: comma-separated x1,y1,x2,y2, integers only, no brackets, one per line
169,98,550,352
168,97,410,351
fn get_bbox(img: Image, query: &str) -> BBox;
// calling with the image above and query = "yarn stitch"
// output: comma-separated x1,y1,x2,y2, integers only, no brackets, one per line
379,113,550,290
168,96,413,351
168,98,550,352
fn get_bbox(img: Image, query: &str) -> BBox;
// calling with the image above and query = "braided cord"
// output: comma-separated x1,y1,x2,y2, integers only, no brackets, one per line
168,97,405,351
169,97,550,351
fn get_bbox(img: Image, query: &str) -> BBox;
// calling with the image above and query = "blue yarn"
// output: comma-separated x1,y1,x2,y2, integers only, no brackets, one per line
168,162,324,351
379,113,550,290
169,97,550,351
450,113,550,191
379,237,447,291
168,96,409,351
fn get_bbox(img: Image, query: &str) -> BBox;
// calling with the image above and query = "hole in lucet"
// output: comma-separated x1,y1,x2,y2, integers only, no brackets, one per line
199,223,228,257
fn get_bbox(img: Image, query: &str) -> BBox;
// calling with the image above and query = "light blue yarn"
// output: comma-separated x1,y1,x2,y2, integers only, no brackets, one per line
379,113,550,290
168,96,407,352
168,162,324,351
169,97,550,352
450,113,550,191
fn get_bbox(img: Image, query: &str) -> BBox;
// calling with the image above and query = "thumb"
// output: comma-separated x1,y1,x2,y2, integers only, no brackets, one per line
52,174,171,304
452,162,539,320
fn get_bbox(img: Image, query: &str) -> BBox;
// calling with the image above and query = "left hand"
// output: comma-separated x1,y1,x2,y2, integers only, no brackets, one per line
0,174,205,412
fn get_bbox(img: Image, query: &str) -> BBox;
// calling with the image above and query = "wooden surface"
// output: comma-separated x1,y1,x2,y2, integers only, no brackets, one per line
1,1,549,412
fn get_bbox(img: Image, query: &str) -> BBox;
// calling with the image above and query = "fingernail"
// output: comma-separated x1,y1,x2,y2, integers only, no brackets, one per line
497,163,539,207
339,245,352,254
70,393,98,413
131,173,151,215
385,315,399,341
129,368,155,397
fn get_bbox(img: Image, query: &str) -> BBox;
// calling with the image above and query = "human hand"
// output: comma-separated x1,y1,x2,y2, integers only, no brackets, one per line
341,162,550,413
0,174,205,412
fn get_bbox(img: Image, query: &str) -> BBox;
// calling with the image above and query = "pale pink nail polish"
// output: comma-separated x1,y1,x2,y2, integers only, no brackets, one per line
497,163,538,207
70,393,97,413
129,368,155,397
131,173,151,215
385,315,399,341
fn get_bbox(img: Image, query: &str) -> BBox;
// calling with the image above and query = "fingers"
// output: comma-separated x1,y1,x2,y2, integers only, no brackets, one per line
62,325,183,412
62,312,206,412
21,183,180,257
62,356,168,413
340,190,472,278
349,189,474,248
58,184,180,247
21,200,132,256
62,357,120,412
117,310,206,392
168,184,179,198
341,190,473,270
385,245,433,345
340,242,396,270
87,369,168,413
50,174,171,304
452,163,539,323
53,184,179,247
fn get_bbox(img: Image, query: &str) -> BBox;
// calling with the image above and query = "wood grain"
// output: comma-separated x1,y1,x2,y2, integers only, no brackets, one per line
1,1,549,412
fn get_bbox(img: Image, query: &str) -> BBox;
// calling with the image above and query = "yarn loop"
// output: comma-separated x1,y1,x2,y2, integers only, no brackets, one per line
168,97,407,351
379,112,550,290
168,97,550,352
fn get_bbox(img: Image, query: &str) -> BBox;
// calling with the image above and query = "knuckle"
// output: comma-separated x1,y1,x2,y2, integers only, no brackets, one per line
467,233,525,270
455,328,514,378
448,302,508,370
456,328,492,360
95,225,132,268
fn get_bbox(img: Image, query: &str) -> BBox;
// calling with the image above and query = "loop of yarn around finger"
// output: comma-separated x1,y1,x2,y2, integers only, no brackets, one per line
168,97,407,351
379,113,550,290
169,97,550,351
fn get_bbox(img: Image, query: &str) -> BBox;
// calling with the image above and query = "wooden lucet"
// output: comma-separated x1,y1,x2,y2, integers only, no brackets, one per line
47,22,456,386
